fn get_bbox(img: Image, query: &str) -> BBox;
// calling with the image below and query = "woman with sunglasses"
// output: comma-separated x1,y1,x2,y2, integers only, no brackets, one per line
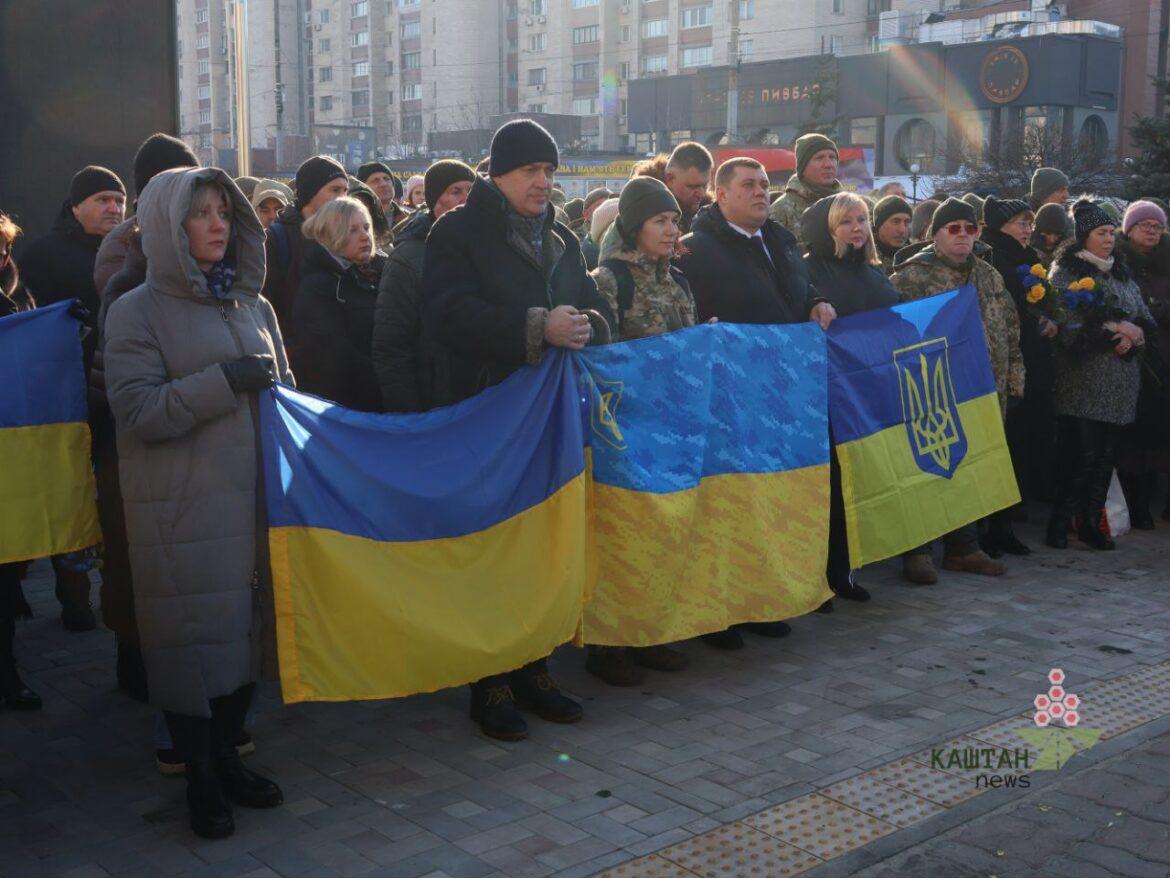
890,197,1024,583
1046,199,1156,550
1115,201,1170,528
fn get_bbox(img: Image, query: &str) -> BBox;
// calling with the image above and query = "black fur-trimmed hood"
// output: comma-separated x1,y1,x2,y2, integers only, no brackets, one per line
1052,240,1132,284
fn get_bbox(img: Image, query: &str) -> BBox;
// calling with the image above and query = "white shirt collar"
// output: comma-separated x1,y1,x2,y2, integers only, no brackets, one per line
726,220,765,239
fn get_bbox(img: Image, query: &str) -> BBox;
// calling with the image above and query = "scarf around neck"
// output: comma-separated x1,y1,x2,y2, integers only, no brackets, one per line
203,259,236,300
1076,248,1114,274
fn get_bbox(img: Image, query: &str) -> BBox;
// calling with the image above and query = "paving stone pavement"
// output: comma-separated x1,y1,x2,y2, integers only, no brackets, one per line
2,510,1170,878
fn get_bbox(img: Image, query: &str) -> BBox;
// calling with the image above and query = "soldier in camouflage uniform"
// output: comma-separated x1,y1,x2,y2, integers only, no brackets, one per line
889,197,1024,583
768,133,843,251
872,194,912,276
587,176,694,686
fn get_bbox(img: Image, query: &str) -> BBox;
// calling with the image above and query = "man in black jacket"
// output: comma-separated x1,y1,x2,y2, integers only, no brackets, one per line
422,120,613,742
373,159,475,412
677,156,837,649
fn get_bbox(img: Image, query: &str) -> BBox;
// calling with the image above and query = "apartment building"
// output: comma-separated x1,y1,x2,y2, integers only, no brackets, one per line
308,0,514,158
176,0,309,173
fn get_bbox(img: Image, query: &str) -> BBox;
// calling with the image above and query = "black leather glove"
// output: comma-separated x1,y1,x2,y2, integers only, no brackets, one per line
221,354,275,393
67,299,93,324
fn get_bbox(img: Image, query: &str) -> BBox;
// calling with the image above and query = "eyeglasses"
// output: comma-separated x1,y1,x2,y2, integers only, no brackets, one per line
943,222,979,236
1135,221,1166,234
1008,218,1035,230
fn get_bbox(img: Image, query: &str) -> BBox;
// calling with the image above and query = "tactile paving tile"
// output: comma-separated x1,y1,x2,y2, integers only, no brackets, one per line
864,758,983,808
657,823,825,878
820,772,948,828
595,854,700,877
744,793,899,858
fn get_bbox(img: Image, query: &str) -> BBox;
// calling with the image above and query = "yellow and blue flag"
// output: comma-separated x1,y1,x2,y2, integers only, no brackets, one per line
260,352,591,703
0,301,101,564
827,287,1020,567
577,323,831,646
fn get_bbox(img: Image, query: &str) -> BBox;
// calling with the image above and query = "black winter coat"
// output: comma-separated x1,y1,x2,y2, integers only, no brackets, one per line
675,204,818,324
1,253,33,315
422,176,613,404
372,209,446,412
261,204,308,337
801,197,898,318
20,200,104,316
291,242,385,412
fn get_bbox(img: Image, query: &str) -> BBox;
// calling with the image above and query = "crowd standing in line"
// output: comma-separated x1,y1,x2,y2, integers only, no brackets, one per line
3,120,1169,842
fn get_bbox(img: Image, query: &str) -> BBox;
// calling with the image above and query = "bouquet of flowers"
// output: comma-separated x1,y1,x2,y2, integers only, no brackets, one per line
1016,263,1067,324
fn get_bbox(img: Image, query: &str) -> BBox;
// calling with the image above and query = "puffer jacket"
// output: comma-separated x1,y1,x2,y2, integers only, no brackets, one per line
103,167,293,718
291,240,384,412
800,196,898,319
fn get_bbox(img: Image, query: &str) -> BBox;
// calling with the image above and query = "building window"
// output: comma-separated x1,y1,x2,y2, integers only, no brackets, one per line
351,31,369,47
402,51,420,69
528,33,546,51
739,0,754,19
353,61,369,76
319,66,333,82
571,0,599,6
572,97,598,115
400,0,420,6
572,25,599,44
850,116,877,146
319,8,330,22
198,59,210,74
620,24,631,42
386,60,394,75
319,95,333,111
318,38,330,53
573,61,598,81
641,19,668,38
352,90,369,107
195,8,208,23
681,45,712,67
619,61,630,80
401,19,420,38
351,1,368,17
530,0,547,14
641,54,667,74
681,4,712,28
199,109,211,124
738,39,753,60
388,90,394,104
198,133,211,149
829,35,843,54
528,103,546,113
197,84,210,99
832,0,843,12
196,33,209,49
620,98,628,115
867,0,892,13
401,83,421,100
403,115,422,131
527,67,546,86
894,117,937,172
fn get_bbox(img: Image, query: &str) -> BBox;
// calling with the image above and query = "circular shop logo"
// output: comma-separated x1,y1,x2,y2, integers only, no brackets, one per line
980,45,1029,104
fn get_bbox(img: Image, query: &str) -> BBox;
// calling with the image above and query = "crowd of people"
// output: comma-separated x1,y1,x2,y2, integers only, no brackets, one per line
1,120,1168,841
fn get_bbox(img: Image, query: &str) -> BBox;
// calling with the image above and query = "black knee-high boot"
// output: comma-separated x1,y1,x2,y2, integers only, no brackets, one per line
0,564,39,711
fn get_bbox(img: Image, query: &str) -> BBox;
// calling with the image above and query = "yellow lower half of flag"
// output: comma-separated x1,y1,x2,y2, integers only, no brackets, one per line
837,392,1020,568
0,422,101,564
581,465,832,647
268,473,590,703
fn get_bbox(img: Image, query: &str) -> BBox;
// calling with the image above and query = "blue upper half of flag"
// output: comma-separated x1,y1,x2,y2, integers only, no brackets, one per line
825,288,996,446
261,351,586,542
0,301,87,429
575,322,829,494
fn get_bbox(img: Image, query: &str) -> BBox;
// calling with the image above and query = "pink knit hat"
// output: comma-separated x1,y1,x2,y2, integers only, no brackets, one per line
1122,200,1167,235
404,174,425,203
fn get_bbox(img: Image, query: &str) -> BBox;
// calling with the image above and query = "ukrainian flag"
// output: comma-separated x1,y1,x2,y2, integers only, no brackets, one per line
827,287,1020,568
260,351,590,703
577,323,832,647
0,301,101,564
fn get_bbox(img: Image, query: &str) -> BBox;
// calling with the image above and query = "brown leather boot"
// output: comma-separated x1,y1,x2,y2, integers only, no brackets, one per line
902,554,938,585
941,550,1006,576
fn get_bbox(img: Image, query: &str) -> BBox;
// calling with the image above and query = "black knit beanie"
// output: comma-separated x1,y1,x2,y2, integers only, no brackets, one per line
1072,199,1114,246
961,193,985,223
423,159,476,211
69,165,125,206
489,120,559,178
295,155,347,209
565,198,585,223
872,195,911,234
133,133,199,197
930,197,978,237
982,196,1032,233
616,176,680,248
356,161,393,183
1033,202,1072,237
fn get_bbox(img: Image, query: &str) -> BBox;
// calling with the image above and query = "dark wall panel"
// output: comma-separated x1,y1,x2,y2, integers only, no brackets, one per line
0,1,178,247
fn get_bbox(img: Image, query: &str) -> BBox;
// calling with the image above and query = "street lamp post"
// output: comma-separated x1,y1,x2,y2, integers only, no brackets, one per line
909,162,921,203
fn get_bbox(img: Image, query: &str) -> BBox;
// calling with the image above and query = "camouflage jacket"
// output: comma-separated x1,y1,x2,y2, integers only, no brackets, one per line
768,177,842,252
890,245,1025,416
590,233,696,341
